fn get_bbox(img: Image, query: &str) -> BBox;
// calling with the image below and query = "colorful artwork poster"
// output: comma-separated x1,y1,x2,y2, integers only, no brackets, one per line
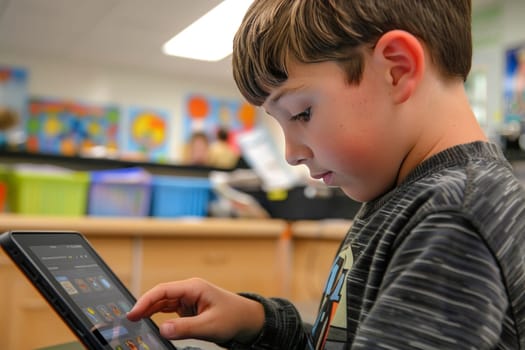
27,98,119,157
504,44,525,125
0,66,28,145
124,106,170,162
183,94,257,149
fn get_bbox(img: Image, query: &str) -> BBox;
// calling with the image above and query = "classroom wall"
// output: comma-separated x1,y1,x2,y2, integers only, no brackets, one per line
471,0,525,139
0,52,246,162
1,1,524,165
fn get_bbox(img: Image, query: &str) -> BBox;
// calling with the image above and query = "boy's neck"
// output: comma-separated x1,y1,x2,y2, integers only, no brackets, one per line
396,79,487,185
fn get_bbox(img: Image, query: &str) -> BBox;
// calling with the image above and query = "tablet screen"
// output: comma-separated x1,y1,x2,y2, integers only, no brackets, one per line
30,243,173,350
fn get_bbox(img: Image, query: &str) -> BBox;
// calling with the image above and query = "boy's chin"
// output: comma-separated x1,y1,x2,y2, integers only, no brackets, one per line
340,187,361,202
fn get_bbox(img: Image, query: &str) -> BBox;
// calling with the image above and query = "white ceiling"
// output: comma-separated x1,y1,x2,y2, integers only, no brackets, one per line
0,0,234,84
0,0,500,85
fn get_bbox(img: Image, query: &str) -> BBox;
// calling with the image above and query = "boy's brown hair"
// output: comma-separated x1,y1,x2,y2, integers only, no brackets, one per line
232,0,472,106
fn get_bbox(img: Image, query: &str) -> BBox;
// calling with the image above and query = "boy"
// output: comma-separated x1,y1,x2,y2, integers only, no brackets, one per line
128,0,525,348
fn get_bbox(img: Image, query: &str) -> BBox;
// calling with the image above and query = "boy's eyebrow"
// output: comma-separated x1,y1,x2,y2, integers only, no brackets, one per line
269,84,306,104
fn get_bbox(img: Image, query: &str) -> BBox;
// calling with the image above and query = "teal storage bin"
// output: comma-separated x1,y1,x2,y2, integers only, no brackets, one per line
150,176,212,218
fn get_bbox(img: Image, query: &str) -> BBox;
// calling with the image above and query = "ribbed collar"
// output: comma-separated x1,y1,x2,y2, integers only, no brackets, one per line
358,142,510,218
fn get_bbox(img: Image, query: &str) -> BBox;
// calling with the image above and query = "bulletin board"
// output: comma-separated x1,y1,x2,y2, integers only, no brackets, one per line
27,98,120,157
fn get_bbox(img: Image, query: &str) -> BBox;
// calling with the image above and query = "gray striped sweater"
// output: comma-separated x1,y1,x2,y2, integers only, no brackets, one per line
234,142,525,350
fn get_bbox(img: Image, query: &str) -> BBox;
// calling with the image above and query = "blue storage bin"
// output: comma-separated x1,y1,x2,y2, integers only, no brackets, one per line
150,176,212,218
88,167,152,217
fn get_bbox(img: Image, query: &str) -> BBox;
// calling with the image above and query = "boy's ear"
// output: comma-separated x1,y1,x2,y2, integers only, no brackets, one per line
373,30,425,104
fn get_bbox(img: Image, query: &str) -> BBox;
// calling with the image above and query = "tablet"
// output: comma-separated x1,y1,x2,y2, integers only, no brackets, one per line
0,230,178,350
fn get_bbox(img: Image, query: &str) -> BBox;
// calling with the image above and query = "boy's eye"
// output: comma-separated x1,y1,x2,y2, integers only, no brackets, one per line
291,107,311,122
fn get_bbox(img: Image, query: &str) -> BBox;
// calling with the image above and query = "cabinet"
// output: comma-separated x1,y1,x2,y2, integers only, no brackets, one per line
0,215,287,350
0,236,134,349
0,249,15,343
141,236,283,326
289,220,350,323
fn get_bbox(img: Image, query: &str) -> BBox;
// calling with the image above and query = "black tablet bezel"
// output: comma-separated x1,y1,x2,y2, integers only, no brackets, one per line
0,230,178,350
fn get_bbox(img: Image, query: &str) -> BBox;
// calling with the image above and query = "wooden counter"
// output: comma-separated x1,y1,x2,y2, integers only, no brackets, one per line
0,215,288,350
0,214,287,237
0,215,352,349
291,219,351,239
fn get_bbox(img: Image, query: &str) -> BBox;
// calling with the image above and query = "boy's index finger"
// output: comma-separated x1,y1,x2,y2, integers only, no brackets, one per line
127,282,188,321
126,286,167,320
126,296,154,321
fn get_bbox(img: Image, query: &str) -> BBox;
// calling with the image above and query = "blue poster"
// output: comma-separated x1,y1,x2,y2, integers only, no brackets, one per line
504,44,525,124
124,106,170,162
0,66,28,146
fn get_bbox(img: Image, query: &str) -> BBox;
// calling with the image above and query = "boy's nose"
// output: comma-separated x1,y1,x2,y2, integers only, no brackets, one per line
286,154,307,166
285,141,310,166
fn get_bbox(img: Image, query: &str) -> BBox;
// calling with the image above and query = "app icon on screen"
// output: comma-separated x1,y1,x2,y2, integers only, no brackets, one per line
97,304,114,322
83,306,102,324
98,275,112,289
108,302,124,318
136,335,152,350
55,276,79,295
124,339,139,350
74,278,92,293
86,276,103,291
118,301,132,313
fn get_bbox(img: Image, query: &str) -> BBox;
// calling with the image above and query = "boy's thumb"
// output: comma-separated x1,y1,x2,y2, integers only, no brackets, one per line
159,317,199,340
160,320,181,339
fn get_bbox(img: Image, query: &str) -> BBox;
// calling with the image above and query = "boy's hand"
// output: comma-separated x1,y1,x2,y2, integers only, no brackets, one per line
127,278,265,345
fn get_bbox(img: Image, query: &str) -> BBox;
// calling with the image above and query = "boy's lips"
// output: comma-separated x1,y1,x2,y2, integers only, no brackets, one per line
312,171,334,185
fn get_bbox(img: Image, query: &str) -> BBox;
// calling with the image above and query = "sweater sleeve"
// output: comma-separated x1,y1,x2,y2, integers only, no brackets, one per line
351,212,509,349
223,293,312,350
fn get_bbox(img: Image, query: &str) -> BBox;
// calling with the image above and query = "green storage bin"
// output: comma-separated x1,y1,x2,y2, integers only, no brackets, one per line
8,168,89,216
